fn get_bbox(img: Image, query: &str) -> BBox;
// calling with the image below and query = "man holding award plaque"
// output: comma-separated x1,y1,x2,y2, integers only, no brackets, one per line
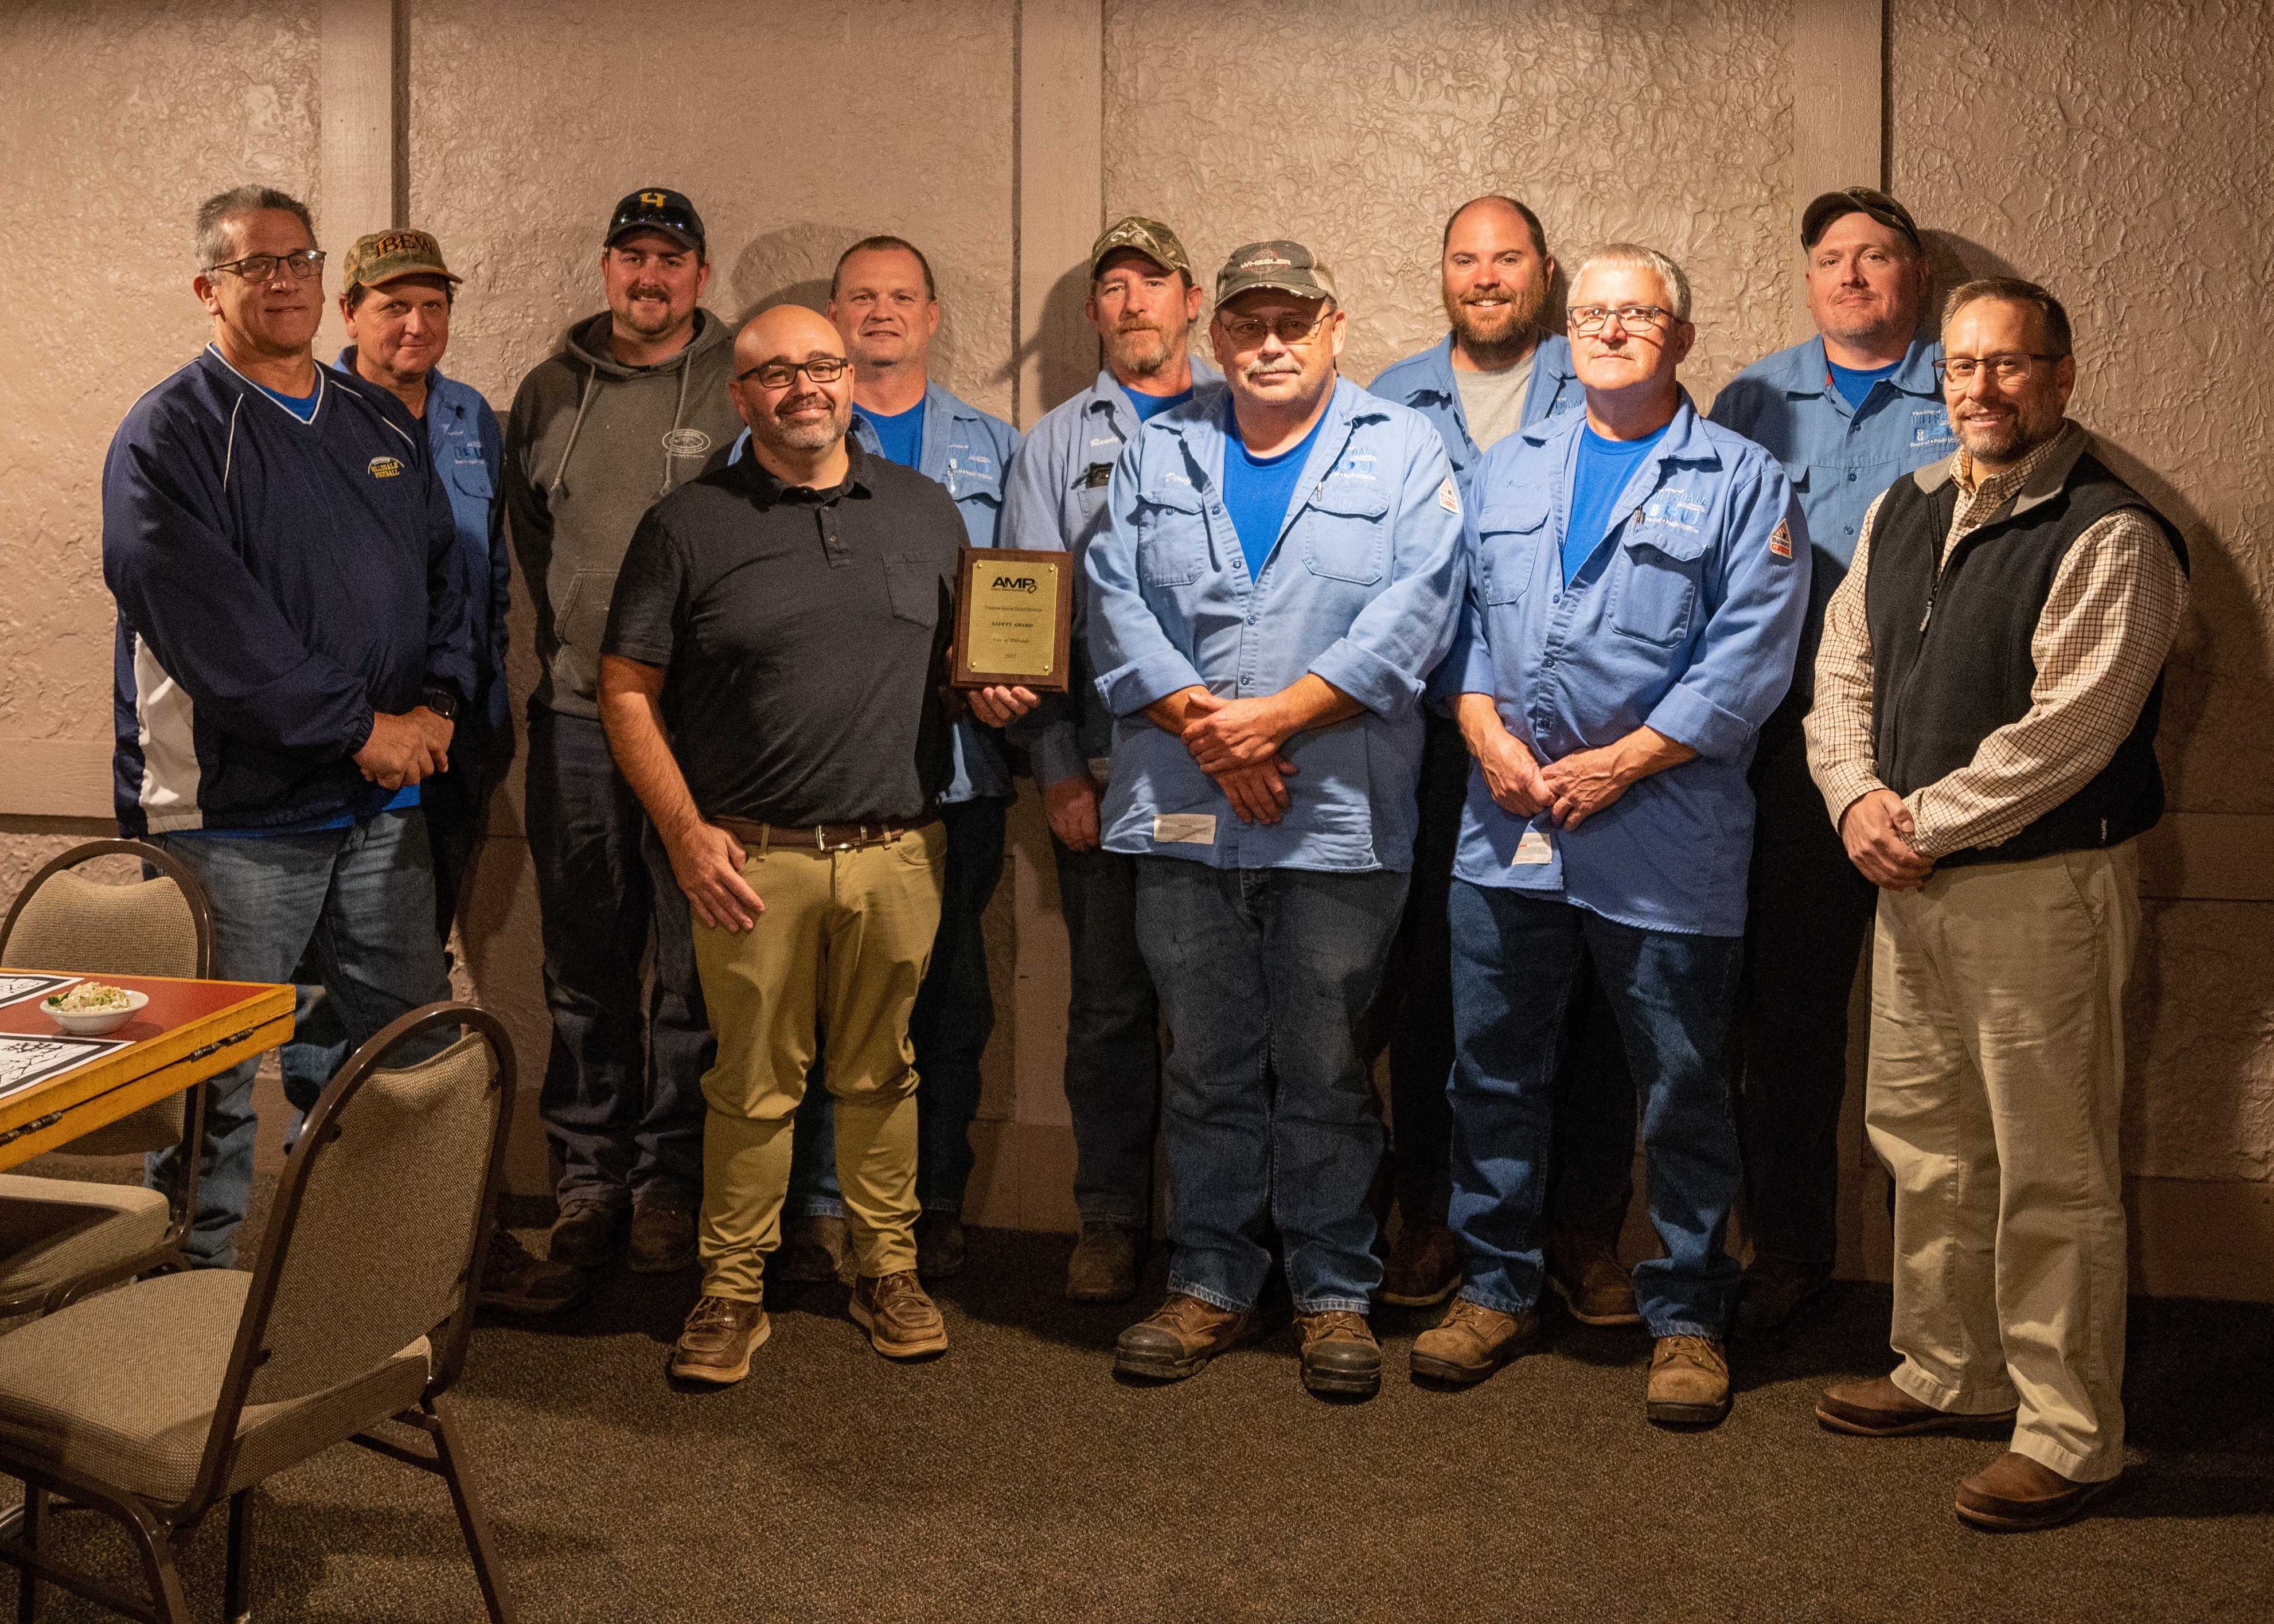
1001,216,1224,1304
1085,240,1465,1397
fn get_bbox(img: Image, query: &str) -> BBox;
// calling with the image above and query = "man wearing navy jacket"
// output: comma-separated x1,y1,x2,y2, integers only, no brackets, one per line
103,185,473,1269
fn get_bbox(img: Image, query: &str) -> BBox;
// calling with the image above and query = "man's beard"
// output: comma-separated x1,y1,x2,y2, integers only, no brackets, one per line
1955,400,2059,467
1106,320,1179,378
619,284,681,337
757,394,852,453
1444,277,1550,361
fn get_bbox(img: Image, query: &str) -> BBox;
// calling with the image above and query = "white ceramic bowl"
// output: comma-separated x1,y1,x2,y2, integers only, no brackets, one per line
41,986,150,1036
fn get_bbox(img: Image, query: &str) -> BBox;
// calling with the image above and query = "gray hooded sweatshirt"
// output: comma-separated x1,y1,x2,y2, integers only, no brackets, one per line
505,308,742,716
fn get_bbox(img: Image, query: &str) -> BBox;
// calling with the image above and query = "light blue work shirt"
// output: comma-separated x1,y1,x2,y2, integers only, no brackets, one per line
1086,376,1466,873
1367,331,1582,501
1452,392,1808,936
1707,333,1954,693
333,348,510,733
1000,360,1225,787
733,378,1022,803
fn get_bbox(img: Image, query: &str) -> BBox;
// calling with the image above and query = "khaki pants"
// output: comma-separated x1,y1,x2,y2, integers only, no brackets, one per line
1867,841,2139,1482
688,822,947,1301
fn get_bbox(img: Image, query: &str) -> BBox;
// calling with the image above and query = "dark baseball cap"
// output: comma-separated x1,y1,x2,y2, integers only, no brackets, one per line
1090,216,1192,279
1214,239,1337,305
1802,187,1922,253
606,188,706,253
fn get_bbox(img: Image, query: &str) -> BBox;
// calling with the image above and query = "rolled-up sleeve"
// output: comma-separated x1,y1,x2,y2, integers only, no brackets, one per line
1085,444,1206,716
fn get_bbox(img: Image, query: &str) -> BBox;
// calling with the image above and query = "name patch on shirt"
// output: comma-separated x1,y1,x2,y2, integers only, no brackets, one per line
367,456,403,479
1081,462,1114,490
1152,813,1218,846
1768,521,1793,560
1512,829,1553,865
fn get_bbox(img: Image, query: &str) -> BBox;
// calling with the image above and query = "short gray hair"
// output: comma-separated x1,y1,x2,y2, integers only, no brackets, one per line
1569,241,1692,322
194,186,314,270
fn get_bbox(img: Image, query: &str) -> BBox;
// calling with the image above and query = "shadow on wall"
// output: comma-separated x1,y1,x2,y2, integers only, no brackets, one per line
997,259,1097,408
723,222,972,386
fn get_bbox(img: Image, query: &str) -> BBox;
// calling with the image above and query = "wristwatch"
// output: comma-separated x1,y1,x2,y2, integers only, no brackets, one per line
420,685,461,722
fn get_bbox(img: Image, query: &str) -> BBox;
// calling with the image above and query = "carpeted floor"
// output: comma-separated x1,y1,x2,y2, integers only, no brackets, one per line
7,1223,2272,1623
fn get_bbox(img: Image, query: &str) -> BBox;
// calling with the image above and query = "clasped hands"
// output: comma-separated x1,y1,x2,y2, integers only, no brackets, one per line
352,705,454,791
1152,686,1300,826
1454,695,1655,832
1839,787,1933,891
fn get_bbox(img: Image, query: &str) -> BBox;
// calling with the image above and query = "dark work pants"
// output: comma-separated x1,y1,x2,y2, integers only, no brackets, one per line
524,705,710,1211
423,715,504,948
1054,838,1163,1227
1362,710,1637,1237
1731,695,1880,1267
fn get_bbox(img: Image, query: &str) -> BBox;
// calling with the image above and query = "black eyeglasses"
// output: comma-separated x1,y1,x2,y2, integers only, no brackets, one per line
736,356,852,388
205,249,326,283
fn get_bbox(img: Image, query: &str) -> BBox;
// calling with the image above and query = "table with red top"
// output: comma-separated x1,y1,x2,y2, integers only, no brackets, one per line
0,973,294,1171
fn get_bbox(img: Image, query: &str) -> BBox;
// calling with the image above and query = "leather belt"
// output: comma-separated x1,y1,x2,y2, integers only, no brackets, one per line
716,815,931,853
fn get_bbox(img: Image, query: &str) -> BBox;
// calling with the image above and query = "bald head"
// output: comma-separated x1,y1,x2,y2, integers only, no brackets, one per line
730,303,854,466
1442,195,1547,260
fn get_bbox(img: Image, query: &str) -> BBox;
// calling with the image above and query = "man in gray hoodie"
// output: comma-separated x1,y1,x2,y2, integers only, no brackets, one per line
504,188,743,1276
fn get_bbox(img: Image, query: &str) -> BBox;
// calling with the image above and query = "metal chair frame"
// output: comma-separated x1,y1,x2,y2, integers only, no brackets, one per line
0,1001,520,1624
0,840,218,1317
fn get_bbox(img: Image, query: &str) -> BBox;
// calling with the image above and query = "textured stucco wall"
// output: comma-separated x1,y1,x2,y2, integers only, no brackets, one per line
1103,0,1795,401
1890,0,2274,1180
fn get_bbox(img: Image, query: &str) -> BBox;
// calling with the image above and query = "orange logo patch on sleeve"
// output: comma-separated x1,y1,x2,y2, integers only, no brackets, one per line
1768,520,1792,559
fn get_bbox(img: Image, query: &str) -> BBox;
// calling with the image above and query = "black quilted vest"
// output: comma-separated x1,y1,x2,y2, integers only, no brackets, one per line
1866,445,2186,868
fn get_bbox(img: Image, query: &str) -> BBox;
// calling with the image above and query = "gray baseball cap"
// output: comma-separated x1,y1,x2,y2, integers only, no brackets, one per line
1214,239,1337,304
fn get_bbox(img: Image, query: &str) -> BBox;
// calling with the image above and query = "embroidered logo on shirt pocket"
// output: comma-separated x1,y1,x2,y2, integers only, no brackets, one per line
1301,483,1390,584
1609,528,1707,647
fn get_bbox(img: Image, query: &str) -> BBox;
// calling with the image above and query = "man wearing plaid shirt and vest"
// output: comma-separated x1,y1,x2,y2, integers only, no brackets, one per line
1804,278,2187,1532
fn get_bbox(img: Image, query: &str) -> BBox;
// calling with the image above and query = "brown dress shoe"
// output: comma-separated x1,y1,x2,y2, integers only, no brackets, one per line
1113,1293,1261,1381
1955,1452,2115,1532
915,1212,966,1279
1297,1310,1381,1397
477,1230,591,1315
1818,1375,2018,1437
1380,1222,1461,1307
1066,1222,1144,1303
627,1197,697,1275
1646,1334,1731,1426
778,1214,852,1284
850,1271,949,1358
548,1201,627,1269
1546,1230,1642,1325
669,1294,770,1385
1410,1298,1541,1385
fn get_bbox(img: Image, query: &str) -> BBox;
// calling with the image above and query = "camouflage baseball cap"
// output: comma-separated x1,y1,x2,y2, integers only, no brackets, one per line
1214,240,1337,305
1089,216,1192,279
342,228,462,294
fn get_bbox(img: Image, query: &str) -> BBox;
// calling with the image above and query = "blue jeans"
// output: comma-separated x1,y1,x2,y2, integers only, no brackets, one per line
786,797,1007,1216
1055,839,1161,1227
524,707,709,1212
1446,880,1743,1337
1134,857,1407,1315
149,812,450,1268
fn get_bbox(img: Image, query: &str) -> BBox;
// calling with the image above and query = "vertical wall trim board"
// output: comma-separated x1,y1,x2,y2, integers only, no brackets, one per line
1789,0,1886,336
1013,0,1105,429
318,0,404,248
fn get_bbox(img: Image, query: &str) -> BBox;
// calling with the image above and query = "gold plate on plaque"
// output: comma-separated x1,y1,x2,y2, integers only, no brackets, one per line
951,547,1074,692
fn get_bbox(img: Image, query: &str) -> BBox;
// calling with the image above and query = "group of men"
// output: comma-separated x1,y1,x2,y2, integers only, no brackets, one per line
101,177,2183,1535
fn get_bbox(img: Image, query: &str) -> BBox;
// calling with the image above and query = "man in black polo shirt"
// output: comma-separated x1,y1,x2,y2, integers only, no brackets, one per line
599,304,1033,1383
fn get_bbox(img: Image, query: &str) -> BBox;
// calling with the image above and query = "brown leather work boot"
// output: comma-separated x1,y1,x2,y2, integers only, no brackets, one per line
1066,1222,1144,1303
1818,1375,2017,1438
477,1229,591,1315
1113,1293,1261,1381
1410,1298,1541,1385
1955,1452,2116,1532
850,1271,950,1358
1380,1221,1461,1307
915,1211,966,1278
1546,1230,1641,1325
778,1213,852,1284
1646,1334,1731,1426
1296,1310,1382,1397
627,1196,697,1275
548,1200,627,1269
668,1294,770,1385
1733,1255,1835,1338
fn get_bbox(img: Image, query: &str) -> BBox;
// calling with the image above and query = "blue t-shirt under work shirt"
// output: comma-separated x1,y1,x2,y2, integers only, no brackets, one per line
1563,422,1669,585
1827,358,1903,411
1221,408,1328,581
1121,382,1193,425
861,400,926,468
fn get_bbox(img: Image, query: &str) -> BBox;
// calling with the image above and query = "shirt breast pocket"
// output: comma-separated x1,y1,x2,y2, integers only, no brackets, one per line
452,455,494,501
882,554,943,628
1136,497,1203,587
1301,483,1389,584
1476,497,1550,607
1611,526,1708,647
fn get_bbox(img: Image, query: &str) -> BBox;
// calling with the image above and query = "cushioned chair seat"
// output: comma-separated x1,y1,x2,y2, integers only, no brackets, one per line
0,1270,430,1505
0,1174,169,1298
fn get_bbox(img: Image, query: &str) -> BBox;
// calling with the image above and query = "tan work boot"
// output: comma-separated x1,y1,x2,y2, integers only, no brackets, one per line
849,1270,950,1358
668,1294,770,1385
1066,1222,1144,1303
1818,1375,2016,1437
1647,1334,1731,1426
1380,1221,1461,1307
778,1213,852,1284
1297,1310,1381,1397
1410,1298,1541,1385
1113,1293,1261,1381
1546,1230,1641,1325
1955,1452,2116,1532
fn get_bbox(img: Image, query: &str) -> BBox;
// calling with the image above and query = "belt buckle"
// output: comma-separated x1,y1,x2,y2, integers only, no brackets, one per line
817,823,871,853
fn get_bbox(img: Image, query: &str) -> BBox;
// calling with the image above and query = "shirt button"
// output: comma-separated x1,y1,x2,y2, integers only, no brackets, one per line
1241,676,1253,686
1847,471,1857,481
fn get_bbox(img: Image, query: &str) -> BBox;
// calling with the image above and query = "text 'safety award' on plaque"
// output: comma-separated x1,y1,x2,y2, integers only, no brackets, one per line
951,547,1074,692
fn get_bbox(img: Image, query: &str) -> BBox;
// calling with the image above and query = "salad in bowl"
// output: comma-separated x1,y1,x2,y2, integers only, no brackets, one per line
41,981,150,1036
